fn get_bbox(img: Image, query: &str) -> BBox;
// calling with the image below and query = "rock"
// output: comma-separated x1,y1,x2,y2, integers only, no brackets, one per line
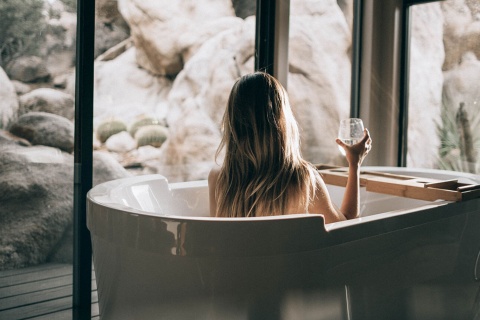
441,0,480,70
0,145,73,270
443,52,480,116
95,21,130,59
96,37,134,62
407,3,444,168
0,144,131,270
95,0,130,58
92,150,133,187
231,0,256,19
6,56,50,83
287,0,352,164
19,88,75,120
118,0,235,76
94,47,172,126
52,73,70,89
45,11,77,77
9,112,74,153
0,130,31,147
0,67,19,129
178,17,244,65
166,0,352,169
105,131,137,153
167,17,256,127
11,80,31,95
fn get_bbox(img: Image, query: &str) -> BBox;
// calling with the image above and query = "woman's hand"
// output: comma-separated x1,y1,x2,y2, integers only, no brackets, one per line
336,128,372,167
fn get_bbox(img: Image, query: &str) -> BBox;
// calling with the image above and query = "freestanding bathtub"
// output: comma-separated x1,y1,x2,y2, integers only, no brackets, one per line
87,167,480,320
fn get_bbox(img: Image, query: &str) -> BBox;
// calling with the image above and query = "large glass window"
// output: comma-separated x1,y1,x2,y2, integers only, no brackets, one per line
408,0,480,173
93,1,357,183
287,0,355,166
0,0,78,315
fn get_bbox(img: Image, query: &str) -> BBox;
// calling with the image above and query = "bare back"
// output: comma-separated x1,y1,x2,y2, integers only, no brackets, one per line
208,168,346,223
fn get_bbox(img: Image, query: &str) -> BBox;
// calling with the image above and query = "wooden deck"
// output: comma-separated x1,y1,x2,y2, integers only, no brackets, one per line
0,263,99,320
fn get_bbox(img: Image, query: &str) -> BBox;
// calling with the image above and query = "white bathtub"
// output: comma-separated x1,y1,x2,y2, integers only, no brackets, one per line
87,167,480,320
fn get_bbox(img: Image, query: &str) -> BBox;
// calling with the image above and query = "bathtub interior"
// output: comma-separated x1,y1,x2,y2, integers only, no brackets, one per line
103,167,480,219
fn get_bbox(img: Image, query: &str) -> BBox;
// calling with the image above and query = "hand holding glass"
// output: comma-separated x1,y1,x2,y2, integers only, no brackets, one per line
338,118,364,156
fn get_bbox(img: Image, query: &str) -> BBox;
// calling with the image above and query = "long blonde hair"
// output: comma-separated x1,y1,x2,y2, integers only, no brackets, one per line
215,72,320,217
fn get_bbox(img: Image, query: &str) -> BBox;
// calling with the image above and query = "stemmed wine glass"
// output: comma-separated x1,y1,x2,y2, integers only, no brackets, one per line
338,118,364,156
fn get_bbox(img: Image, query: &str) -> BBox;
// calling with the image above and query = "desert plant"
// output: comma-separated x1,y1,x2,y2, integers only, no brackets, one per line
436,102,480,173
0,0,48,68
96,119,128,143
129,116,165,137
135,125,169,148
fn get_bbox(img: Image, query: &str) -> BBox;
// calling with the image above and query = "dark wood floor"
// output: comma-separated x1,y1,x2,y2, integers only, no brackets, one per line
0,263,99,320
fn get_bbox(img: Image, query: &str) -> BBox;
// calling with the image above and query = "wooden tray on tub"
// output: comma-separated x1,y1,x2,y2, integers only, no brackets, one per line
315,165,480,202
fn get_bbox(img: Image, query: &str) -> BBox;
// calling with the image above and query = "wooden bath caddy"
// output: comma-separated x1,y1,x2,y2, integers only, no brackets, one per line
315,165,480,202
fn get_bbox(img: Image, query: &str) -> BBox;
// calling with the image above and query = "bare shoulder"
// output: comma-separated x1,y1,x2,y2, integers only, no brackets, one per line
208,167,220,185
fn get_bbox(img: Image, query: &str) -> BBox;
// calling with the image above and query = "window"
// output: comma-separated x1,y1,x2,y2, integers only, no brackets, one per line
287,0,355,166
408,0,480,173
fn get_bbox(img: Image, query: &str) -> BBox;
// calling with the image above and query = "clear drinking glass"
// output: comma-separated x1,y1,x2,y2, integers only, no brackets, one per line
338,118,364,156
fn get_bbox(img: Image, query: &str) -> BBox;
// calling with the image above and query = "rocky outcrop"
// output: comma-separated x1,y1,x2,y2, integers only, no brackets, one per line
443,52,480,115
287,0,352,164
117,0,235,76
441,0,480,70
0,145,73,270
6,56,50,83
94,47,172,126
95,0,130,58
19,88,75,120
0,145,131,270
0,67,19,129
9,112,75,153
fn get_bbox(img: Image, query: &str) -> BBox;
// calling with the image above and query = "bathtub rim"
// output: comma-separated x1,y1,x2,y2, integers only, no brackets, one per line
87,166,479,224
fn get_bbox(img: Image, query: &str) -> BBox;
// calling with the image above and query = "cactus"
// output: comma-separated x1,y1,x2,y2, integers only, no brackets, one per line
135,125,169,148
96,119,128,143
129,116,164,137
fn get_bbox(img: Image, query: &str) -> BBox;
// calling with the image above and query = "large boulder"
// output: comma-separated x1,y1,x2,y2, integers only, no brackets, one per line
287,0,352,164
0,144,131,270
407,3,444,168
443,52,480,115
118,0,235,76
9,112,74,153
165,0,352,172
0,67,19,129
95,0,130,58
19,88,75,120
441,0,480,71
94,47,172,126
0,145,73,270
6,56,50,83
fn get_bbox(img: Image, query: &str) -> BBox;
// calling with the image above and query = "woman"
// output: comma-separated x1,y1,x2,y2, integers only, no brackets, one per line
208,72,372,223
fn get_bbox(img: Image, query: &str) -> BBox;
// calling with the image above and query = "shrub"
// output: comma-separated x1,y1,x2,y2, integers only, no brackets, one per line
0,0,48,68
96,119,128,143
135,125,169,148
437,102,480,173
